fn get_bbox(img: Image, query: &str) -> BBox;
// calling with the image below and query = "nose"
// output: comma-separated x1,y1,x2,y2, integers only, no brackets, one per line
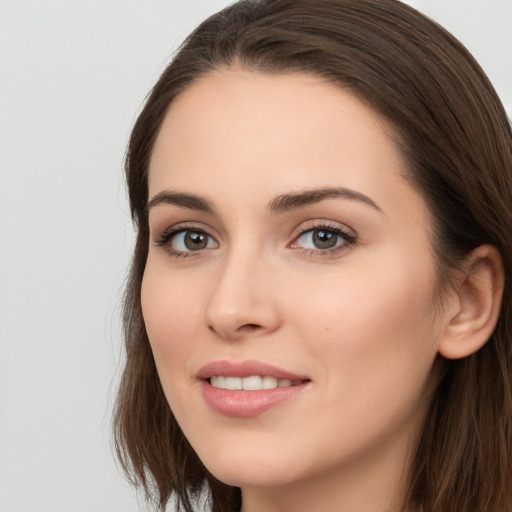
204,251,281,340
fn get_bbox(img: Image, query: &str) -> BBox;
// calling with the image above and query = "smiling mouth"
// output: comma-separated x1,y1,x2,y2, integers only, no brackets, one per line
209,375,305,391
199,362,311,416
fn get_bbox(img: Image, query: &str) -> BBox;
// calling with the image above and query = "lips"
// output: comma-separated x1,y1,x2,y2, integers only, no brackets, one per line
197,360,311,417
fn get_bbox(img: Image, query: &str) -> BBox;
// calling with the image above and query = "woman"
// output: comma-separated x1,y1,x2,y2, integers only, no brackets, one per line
113,1,512,511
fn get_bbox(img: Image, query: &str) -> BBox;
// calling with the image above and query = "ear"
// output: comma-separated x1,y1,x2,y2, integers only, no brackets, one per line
438,245,505,360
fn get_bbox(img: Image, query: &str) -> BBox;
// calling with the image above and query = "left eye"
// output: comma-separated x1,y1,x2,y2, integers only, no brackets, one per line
293,227,352,251
170,230,217,252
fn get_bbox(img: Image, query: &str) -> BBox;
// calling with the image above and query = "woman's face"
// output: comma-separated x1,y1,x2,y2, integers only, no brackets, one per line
142,70,450,495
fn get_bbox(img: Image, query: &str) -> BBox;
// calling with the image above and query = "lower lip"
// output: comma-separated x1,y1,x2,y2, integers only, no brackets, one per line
201,380,309,417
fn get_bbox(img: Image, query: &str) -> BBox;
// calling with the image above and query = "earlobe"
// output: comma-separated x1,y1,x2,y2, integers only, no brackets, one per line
438,245,505,360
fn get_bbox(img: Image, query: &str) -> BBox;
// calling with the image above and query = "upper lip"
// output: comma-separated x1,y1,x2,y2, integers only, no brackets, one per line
196,360,310,381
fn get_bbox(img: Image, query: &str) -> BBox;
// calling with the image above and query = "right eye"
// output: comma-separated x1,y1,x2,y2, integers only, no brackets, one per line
157,228,218,256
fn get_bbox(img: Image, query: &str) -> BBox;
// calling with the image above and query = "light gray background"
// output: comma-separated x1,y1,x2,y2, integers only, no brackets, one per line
0,1,510,511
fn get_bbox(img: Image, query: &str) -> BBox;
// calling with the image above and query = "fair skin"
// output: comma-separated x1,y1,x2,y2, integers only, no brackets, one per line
141,70,503,512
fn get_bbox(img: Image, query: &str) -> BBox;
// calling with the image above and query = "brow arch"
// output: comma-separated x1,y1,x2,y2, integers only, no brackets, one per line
268,187,383,213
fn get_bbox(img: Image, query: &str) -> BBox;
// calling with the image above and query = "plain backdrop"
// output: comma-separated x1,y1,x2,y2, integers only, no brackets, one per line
0,1,510,511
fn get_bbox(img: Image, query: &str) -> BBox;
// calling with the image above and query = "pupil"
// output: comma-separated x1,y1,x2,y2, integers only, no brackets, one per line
185,231,207,250
313,229,337,249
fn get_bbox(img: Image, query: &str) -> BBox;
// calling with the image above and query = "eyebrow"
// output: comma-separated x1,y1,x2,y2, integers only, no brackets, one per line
268,187,383,214
147,187,383,215
147,191,214,213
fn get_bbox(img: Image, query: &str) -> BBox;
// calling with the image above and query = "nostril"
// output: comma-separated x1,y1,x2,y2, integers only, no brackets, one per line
239,323,262,331
207,321,265,339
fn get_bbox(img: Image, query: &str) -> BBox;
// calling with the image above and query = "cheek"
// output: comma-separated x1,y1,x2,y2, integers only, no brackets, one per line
141,263,203,369
280,265,440,456
288,257,440,383
306,242,436,328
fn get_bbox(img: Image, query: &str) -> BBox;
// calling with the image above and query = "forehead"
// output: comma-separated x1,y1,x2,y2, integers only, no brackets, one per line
149,69,405,195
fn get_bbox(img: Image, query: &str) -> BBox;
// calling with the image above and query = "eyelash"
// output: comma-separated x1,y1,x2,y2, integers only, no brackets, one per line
155,224,214,258
291,223,357,257
155,222,357,259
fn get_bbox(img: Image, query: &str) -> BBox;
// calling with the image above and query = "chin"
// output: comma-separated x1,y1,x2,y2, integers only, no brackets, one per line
196,441,306,488
206,463,299,489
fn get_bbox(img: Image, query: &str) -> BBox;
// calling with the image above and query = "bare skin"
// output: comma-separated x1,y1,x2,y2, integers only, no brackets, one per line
141,69,503,512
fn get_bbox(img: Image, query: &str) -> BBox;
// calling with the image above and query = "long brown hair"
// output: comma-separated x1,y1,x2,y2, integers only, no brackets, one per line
113,1,512,511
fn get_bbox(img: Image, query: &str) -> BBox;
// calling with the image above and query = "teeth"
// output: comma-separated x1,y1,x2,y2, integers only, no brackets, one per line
225,376,242,390
243,376,263,390
262,376,278,389
210,375,299,391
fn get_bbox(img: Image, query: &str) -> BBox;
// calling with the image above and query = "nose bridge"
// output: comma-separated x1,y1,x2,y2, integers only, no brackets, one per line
205,238,279,339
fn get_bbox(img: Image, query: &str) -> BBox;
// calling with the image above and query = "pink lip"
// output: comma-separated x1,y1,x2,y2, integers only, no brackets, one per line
197,360,311,418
